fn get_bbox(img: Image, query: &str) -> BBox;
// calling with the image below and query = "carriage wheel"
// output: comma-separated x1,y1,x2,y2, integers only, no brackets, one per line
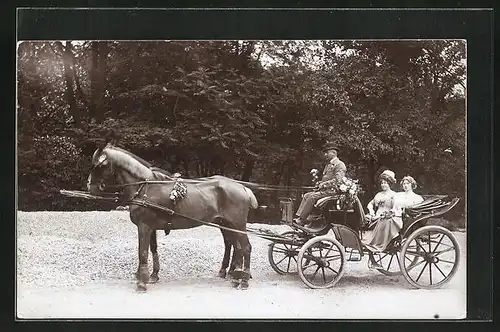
268,231,302,275
373,251,403,276
374,242,421,276
297,235,346,289
399,225,460,289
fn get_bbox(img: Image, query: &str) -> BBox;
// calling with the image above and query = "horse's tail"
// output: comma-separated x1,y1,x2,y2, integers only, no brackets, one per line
243,186,258,209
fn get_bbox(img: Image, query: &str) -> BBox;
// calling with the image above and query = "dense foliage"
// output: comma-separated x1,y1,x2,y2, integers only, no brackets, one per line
17,40,465,224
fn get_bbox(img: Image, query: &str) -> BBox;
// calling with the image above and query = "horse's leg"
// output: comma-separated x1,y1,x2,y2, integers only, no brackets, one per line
239,234,252,290
136,222,152,292
230,237,244,288
228,244,238,278
218,228,232,278
149,230,160,283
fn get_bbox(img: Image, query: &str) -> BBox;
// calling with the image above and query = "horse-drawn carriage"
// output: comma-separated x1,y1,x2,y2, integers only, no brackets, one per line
267,193,460,290
61,143,461,291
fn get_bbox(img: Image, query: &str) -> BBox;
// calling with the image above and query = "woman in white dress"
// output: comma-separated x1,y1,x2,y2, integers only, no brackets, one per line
391,175,424,229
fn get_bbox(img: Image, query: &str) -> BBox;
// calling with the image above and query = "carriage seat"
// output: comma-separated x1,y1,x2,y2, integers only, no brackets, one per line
315,195,340,209
314,195,355,212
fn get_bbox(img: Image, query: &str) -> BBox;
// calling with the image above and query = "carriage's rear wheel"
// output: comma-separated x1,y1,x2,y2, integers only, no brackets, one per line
399,225,460,289
297,235,346,289
268,231,302,275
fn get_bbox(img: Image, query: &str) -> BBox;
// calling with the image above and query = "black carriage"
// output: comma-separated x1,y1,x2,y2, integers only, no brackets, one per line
267,193,461,289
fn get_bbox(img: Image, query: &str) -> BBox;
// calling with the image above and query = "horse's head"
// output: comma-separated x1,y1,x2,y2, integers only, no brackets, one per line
87,143,155,194
88,144,116,194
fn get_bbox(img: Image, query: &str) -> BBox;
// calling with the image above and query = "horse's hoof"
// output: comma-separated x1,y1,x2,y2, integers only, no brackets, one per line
148,274,159,284
136,282,147,292
240,271,251,280
231,279,240,288
240,280,249,290
218,270,227,279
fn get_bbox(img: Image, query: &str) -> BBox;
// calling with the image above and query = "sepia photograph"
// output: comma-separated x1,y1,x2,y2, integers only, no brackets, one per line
16,38,467,319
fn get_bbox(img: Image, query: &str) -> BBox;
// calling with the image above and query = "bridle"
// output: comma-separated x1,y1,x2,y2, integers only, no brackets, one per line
89,153,164,205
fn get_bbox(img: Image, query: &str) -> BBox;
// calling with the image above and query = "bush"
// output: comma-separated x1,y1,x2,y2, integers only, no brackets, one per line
18,135,111,211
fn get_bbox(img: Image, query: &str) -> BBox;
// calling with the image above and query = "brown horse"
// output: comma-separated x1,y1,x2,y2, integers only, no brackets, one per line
89,145,242,280
87,143,257,291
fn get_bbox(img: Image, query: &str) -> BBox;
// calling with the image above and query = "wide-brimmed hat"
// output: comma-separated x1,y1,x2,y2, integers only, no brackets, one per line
322,142,339,152
379,169,396,184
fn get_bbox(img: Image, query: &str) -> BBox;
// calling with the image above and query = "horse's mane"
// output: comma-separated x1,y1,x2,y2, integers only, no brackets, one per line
105,145,176,181
111,146,154,168
104,145,154,180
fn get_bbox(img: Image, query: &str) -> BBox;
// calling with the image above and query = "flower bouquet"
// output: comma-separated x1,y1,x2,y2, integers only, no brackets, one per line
337,176,360,208
310,168,320,186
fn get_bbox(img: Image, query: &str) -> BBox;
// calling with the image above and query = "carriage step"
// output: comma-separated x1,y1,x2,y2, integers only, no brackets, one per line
347,257,362,262
347,249,362,261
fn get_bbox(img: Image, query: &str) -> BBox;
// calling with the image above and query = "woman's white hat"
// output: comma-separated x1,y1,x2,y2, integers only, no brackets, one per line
380,169,396,184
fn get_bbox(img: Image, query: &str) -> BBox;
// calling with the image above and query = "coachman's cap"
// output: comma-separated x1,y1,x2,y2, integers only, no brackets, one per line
322,143,339,152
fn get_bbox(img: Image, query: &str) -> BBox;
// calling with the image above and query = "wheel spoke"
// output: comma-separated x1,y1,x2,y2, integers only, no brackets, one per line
433,262,447,279
431,234,445,253
404,250,426,257
272,247,289,254
275,255,288,266
326,265,339,275
388,254,395,270
416,239,429,254
435,247,455,256
376,253,388,264
323,243,334,258
406,258,426,270
303,263,319,271
438,258,456,264
286,257,292,272
416,261,429,282
324,254,342,261
428,232,432,253
312,265,321,278
429,260,433,285
321,267,327,283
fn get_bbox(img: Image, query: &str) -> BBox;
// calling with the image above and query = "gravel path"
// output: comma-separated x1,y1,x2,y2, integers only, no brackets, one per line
16,211,466,319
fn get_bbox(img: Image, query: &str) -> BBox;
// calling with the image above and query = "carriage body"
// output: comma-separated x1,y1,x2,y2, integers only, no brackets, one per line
269,193,461,290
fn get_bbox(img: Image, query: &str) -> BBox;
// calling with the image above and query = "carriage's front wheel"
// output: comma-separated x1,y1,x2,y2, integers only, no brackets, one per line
268,231,302,275
297,235,346,289
374,242,421,276
399,225,460,289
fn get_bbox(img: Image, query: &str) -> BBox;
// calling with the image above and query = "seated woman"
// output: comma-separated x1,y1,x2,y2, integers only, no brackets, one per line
361,170,398,267
391,175,424,229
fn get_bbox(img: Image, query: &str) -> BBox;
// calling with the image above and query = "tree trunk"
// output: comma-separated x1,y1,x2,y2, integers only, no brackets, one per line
90,42,108,123
61,41,80,126
241,160,255,181
273,162,286,185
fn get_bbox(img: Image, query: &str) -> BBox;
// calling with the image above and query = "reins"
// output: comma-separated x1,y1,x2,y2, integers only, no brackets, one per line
102,178,315,192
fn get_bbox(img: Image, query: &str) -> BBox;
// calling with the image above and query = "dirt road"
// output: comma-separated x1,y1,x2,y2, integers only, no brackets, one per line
16,211,466,319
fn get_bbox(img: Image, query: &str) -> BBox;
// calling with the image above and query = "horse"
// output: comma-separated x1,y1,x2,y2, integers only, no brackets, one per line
100,146,243,280
87,143,258,291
